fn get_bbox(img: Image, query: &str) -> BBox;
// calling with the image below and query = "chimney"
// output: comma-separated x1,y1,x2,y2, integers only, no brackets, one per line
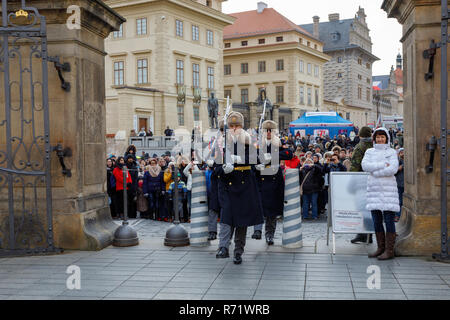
257,2,267,13
328,13,340,22
357,6,366,24
313,16,320,38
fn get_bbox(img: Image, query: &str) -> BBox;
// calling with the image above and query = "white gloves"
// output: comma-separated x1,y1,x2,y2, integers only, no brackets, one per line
230,155,242,164
263,153,272,164
255,164,265,171
207,159,215,167
223,163,234,174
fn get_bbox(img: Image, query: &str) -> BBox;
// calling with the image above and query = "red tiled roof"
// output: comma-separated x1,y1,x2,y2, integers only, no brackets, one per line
224,8,314,40
394,68,403,86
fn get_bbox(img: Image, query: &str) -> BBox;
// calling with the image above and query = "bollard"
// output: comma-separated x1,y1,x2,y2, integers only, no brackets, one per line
113,167,139,247
282,168,303,248
164,165,189,247
189,171,210,246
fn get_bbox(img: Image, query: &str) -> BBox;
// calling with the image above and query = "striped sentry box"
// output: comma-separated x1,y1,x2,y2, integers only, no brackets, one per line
189,171,210,246
282,168,303,248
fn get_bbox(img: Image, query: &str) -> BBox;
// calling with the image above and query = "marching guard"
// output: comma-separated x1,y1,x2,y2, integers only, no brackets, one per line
256,120,293,245
215,111,264,264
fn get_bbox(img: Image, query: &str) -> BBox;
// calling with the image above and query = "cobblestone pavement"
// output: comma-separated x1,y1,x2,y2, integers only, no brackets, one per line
1,213,449,300
128,210,355,243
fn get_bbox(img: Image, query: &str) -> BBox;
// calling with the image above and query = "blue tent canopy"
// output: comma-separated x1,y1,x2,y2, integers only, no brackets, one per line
289,112,354,138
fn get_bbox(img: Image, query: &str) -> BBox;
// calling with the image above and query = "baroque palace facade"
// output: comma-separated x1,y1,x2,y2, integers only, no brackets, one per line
223,2,330,131
104,0,234,138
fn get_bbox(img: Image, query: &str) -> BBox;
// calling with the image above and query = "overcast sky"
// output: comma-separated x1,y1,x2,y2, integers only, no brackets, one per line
222,0,403,76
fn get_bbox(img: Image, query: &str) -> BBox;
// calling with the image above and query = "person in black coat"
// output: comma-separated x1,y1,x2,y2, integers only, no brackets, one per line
125,154,139,218
106,158,117,218
299,159,323,219
255,120,293,245
215,111,264,265
143,159,165,220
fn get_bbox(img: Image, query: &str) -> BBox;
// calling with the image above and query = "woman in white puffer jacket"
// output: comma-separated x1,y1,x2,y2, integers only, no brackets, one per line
362,127,399,260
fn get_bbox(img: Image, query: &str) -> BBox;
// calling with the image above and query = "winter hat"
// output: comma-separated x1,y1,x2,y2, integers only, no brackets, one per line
372,127,390,144
359,126,372,138
227,111,244,128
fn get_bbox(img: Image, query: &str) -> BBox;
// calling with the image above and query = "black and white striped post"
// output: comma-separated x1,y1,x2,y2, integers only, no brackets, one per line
282,168,303,248
189,171,209,246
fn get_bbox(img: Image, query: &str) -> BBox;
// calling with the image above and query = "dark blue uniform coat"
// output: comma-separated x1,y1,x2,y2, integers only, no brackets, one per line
216,141,264,228
256,145,293,218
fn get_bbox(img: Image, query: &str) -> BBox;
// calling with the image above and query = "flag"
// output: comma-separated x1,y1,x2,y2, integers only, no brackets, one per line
376,114,382,128
372,81,382,91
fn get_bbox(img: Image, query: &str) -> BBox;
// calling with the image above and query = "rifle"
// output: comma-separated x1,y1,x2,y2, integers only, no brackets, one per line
258,88,267,156
223,96,232,165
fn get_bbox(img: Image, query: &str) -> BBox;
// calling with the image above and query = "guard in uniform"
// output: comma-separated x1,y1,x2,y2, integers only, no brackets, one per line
215,112,264,264
207,120,224,240
256,120,293,245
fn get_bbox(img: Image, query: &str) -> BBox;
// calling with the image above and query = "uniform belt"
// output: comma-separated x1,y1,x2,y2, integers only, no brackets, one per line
233,166,251,171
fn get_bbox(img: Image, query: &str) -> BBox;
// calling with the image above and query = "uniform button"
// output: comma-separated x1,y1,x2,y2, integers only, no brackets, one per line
218,176,221,178
229,182,232,185
242,181,244,184
262,178,264,181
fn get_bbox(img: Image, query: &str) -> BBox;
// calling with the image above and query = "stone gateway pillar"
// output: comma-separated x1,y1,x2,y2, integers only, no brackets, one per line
382,0,449,256
0,0,125,251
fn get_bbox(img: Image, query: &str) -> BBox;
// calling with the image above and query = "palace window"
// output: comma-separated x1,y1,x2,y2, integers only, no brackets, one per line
136,18,147,35
113,24,123,38
192,25,199,41
192,63,200,87
137,59,148,84
224,64,231,75
241,63,248,74
176,20,183,37
207,30,214,46
276,86,284,103
241,88,249,104
114,61,124,85
276,59,284,71
207,66,214,89
176,59,184,84
258,61,266,73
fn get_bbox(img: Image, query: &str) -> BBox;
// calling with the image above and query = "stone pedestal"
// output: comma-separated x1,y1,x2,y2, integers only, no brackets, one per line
248,102,258,130
1,1,125,251
272,104,280,124
382,0,450,255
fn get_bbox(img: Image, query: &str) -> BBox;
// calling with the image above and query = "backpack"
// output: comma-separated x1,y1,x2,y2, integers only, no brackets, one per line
110,174,116,190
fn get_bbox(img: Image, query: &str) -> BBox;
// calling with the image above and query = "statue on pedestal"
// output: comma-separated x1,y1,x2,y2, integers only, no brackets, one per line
208,92,219,129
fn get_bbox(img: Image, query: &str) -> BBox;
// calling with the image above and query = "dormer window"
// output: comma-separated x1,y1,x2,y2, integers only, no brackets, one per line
331,32,340,41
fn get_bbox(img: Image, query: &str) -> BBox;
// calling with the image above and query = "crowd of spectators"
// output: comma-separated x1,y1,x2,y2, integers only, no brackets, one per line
106,126,405,224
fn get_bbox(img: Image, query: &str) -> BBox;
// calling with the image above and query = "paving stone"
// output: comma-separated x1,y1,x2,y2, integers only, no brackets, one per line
8,295,54,300
406,295,450,300
304,291,355,299
58,289,111,298
158,287,208,294
398,283,450,290
153,293,204,300
104,291,156,299
202,294,254,300
206,288,256,296
401,289,450,296
305,286,354,293
355,293,407,300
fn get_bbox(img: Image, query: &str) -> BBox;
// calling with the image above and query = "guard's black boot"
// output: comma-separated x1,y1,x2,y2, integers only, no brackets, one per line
350,234,367,244
216,247,229,259
233,252,242,264
252,230,262,240
266,235,274,246
208,232,217,241
368,234,373,244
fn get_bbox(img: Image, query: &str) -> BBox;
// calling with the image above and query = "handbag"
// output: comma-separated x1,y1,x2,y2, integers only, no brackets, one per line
300,170,312,196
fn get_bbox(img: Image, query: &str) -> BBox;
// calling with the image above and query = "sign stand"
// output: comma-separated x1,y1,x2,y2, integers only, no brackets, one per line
328,172,375,255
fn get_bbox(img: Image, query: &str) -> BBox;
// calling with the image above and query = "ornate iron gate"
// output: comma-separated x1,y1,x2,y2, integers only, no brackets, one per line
0,0,60,256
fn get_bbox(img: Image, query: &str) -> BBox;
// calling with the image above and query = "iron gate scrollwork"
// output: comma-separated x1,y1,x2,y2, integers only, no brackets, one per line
0,0,60,256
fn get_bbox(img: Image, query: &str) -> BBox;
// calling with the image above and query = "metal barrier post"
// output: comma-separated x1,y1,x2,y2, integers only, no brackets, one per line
113,167,139,247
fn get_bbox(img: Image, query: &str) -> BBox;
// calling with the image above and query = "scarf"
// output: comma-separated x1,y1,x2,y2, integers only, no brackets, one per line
148,165,161,178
